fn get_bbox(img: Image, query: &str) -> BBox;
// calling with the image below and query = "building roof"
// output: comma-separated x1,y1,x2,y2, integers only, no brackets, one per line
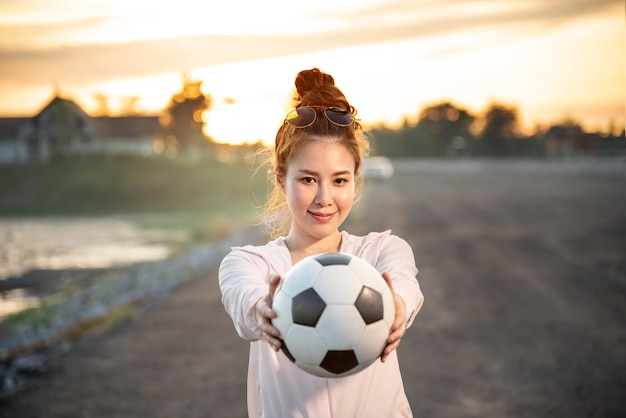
34,96,92,123
0,95,162,143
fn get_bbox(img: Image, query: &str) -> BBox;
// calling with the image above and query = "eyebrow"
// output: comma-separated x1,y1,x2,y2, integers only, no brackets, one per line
297,169,353,176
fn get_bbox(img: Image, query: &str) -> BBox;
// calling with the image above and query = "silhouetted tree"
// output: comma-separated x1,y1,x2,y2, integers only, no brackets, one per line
93,92,110,116
120,96,141,116
369,119,420,158
416,102,475,156
161,74,213,155
369,102,476,158
479,103,519,156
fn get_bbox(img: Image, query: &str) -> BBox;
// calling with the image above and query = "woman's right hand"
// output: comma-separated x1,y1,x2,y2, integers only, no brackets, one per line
254,275,282,351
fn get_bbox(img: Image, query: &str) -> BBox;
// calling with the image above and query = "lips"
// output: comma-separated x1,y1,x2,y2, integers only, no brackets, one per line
308,210,335,223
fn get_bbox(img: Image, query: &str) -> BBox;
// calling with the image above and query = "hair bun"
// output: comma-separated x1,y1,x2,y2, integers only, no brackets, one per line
292,68,353,114
294,68,335,99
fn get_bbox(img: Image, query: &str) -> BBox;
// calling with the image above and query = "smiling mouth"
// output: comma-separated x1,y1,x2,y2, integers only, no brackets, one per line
308,211,335,222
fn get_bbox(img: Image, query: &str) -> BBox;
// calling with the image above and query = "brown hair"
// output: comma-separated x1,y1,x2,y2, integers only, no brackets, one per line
262,68,370,238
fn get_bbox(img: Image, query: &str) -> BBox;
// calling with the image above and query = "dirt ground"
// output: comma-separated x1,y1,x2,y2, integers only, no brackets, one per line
1,159,625,418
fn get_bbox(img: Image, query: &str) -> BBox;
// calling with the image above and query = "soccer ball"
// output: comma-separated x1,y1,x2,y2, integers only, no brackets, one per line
272,252,395,378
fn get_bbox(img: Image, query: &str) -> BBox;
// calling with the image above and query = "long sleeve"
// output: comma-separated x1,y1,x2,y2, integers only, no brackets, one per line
343,231,424,329
375,233,424,328
218,250,269,341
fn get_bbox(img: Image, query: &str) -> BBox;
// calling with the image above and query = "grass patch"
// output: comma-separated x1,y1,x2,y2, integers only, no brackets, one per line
0,154,270,216
2,305,49,328
66,303,138,338
0,155,271,245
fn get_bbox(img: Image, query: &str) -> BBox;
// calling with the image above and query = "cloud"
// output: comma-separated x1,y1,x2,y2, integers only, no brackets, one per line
0,0,620,85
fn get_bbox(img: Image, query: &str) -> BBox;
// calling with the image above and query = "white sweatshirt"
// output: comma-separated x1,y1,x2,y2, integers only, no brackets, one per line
219,230,424,418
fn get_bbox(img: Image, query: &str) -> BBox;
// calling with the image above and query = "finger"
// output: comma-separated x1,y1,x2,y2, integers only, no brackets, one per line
382,272,394,292
382,326,405,360
391,309,404,332
267,336,282,351
387,326,405,343
381,339,401,362
269,274,282,296
263,304,277,319
260,321,282,349
263,324,280,337
255,299,271,319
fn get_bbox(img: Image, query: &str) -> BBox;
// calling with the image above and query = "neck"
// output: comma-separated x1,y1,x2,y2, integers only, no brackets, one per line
285,230,342,264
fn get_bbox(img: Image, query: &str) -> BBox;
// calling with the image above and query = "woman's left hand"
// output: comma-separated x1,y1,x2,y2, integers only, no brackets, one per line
381,272,406,362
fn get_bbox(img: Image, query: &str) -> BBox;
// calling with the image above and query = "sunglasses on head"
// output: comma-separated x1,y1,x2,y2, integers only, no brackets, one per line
284,106,355,128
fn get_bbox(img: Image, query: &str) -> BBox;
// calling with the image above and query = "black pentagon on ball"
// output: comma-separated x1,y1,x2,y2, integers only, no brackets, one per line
314,253,352,266
292,288,326,326
320,350,359,375
355,286,384,324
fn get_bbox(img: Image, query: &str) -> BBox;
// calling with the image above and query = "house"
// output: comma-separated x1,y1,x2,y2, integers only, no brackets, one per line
0,95,162,164
545,123,598,158
0,118,33,163
32,96,99,161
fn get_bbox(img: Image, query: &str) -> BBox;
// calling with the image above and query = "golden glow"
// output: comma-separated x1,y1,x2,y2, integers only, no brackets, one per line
152,139,165,154
0,0,623,142
159,112,172,127
203,97,285,146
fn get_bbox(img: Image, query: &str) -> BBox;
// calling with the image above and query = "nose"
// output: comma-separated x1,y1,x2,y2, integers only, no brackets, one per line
314,182,332,206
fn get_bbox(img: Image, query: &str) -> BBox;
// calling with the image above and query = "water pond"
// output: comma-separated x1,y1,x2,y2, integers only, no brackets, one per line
0,215,191,318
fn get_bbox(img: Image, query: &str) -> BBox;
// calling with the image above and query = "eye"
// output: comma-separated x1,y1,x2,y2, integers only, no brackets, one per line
301,176,316,184
334,178,349,185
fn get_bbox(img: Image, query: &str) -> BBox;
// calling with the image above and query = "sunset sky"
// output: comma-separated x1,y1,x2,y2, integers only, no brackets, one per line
0,0,623,145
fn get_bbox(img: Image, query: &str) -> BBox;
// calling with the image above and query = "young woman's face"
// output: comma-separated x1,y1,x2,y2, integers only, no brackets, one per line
280,139,356,244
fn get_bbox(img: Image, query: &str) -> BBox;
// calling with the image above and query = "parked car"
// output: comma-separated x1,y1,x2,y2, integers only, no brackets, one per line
362,156,394,179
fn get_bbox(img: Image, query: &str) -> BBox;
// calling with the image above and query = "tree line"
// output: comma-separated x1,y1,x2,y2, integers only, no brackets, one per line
367,102,624,158
95,75,624,159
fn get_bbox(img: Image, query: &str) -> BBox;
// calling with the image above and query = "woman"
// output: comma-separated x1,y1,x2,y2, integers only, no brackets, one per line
219,68,424,417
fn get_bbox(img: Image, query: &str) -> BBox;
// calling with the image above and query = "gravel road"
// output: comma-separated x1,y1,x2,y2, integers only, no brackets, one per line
1,159,624,418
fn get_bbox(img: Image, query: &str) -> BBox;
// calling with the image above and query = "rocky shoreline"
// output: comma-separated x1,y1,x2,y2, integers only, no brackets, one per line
0,227,265,400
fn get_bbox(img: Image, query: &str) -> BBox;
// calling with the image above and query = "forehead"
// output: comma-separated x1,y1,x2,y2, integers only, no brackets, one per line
289,139,356,172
